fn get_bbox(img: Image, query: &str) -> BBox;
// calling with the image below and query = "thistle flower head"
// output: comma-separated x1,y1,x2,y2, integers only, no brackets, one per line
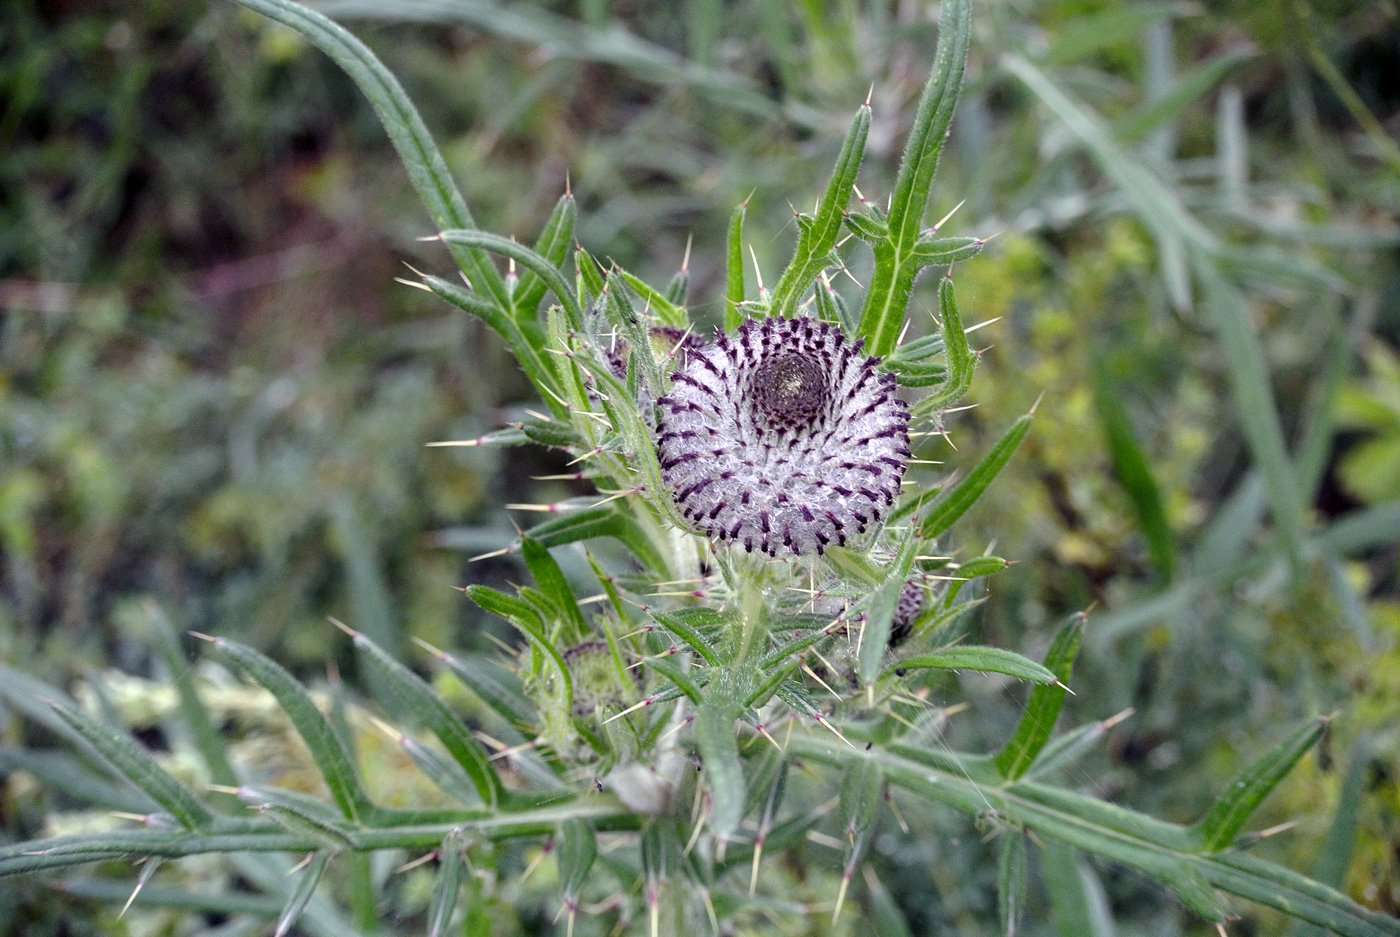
656,316,910,556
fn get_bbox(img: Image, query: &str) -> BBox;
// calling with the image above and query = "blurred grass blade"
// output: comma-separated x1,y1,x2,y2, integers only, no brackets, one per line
144,602,238,790
696,701,745,839
1092,365,1174,580
229,0,507,307
1198,266,1307,570
770,103,870,316
204,635,371,822
1042,841,1118,937
858,0,970,356
999,830,1027,937
996,614,1084,779
892,647,1056,684
513,192,576,318
342,623,505,807
920,412,1033,539
865,867,914,937
275,851,331,937
440,228,583,330
1290,738,1370,937
1195,717,1328,852
1118,47,1255,144
47,698,213,832
427,830,466,937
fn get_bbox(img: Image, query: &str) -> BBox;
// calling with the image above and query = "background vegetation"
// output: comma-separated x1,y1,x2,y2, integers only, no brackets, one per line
1,0,1396,933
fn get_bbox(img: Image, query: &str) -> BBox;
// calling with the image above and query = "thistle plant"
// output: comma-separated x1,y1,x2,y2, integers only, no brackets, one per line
0,0,1396,935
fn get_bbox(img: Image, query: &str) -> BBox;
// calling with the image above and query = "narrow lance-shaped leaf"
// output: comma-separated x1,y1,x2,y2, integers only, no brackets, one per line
1195,717,1329,852
520,537,586,643
439,229,584,331
513,192,576,319
274,851,331,937
557,819,597,925
891,646,1057,684
918,273,976,412
419,272,560,414
427,830,467,937
921,412,1033,539
999,830,1028,937
228,0,506,308
618,268,688,329
602,271,663,392
46,698,213,832
696,701,746,840
770,103,870,316
433,650,538,732
857,0,970,355
996,614,1084,779
835,759,883,922
859,526,921,682
725,200,747,329
339,622,505,808
200,635,371,823
575,246,607,301
258,803,356,853
649,610,721,666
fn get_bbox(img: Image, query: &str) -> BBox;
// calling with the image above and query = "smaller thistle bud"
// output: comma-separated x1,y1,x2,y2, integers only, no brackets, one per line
888,580,926,648
563,640,642,717
655,316,910,556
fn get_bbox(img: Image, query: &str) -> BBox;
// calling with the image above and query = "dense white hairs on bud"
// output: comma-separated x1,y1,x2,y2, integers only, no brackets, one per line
656,316,910,556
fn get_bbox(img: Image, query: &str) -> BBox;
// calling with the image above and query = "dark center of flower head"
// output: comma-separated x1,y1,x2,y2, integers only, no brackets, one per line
655,316,911,557
751,352,827,430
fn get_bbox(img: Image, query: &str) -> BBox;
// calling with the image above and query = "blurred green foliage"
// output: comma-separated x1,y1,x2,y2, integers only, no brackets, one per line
2,0,1397,933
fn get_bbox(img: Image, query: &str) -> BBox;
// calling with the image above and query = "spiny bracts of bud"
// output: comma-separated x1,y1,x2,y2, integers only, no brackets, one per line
604,325,706,380
656,316,910,556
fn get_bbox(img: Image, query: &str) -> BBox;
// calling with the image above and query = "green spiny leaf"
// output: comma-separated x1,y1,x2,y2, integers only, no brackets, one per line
920,412,1033,539
427,830,467,937
433,651,538,733
918,274,975,412
996,614,1085,780
439,229,583,331
342,623,505,808
1195,717,1328,853
770,103,870,315
275,851,331,937
514,192,576,318
999,830,1028,937
46,698,213,832
521,536,587,642
891,646,1056,684
696,701,745,840
857,0,970,356
202,635,371,822
725,200,747,328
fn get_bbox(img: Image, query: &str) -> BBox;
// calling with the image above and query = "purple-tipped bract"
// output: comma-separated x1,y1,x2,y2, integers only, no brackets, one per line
656,316,910,556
